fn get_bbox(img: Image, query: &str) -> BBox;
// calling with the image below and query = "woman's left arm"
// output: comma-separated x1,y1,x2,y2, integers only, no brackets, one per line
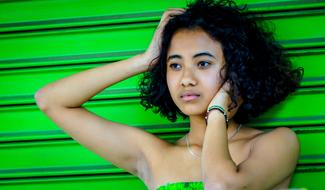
201,82,300,190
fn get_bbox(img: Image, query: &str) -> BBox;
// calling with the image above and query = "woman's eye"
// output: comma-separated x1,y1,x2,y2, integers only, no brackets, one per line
169,63,181,70
198,61,211,68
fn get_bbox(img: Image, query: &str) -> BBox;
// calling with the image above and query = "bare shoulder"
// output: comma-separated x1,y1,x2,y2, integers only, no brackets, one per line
272,127,300,156
246,126,298,143
248,127,300,157
258,127,299,146
236,127,300,189
241,126,300,171
272,127,298,137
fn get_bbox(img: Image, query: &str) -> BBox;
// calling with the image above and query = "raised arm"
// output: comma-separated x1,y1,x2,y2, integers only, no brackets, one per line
34,54,154,174
35,8,185,110
35,54,148,110
34,8,185,177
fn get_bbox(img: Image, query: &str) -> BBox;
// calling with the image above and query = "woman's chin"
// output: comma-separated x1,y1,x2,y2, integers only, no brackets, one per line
176,102,208,117
180,109,206,117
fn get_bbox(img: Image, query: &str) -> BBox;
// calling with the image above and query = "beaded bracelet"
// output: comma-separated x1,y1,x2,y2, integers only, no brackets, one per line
204,105,229,128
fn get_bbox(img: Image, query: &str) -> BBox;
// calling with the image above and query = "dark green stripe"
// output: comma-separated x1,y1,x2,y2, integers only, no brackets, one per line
294,87,325,95
0,164,116,174
0,11,162,28
0,50,143,64
300,154,325,160
286,47,325,56
257,8,325,19
0,173,136,184
252,115,325,123
0,94,33,100
279,37,325,45
0,88,139,101
295,164,325,172
302,76,325,82
0,130,64,137
246,0,325,9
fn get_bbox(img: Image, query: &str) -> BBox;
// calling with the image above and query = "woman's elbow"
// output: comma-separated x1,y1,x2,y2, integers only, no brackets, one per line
35,87,53,111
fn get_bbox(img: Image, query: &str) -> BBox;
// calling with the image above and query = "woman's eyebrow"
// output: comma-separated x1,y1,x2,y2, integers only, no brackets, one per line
167,52,216,62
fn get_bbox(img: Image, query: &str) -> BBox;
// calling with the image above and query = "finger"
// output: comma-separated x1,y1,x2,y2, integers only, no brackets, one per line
166,8,186,11
158,9,185,27
159,11,183,25
162,12,183,20
163,9,185,17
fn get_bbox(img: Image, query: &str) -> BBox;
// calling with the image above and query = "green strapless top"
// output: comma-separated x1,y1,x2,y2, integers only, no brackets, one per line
156,181,203,190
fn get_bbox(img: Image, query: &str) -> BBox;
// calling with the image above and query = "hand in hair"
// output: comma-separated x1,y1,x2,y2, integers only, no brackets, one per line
208,81,243,120
143,8,185,70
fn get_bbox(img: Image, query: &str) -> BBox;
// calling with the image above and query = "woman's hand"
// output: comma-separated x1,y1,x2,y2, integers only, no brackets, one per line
143,8,185,70
207,81,243,120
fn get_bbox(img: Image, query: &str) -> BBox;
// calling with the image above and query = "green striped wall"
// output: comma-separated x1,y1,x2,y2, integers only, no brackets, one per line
0,0,324,189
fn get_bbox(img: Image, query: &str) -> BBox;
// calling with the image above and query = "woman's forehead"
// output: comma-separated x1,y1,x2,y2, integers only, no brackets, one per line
167,28,223,59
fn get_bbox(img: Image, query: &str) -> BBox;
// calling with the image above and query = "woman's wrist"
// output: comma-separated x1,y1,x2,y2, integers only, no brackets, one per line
129,53,152,73
137,53,156,71
206,110,226,126
205,105,229,128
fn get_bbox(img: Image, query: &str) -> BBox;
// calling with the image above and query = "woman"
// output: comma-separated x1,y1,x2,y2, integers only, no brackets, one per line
35,0,304,189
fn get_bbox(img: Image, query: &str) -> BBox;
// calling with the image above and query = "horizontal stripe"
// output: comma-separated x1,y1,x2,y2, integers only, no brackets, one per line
0,11,161,28
300,154,325,160
0,164,114,174
0,50,143,65
252,115,325,123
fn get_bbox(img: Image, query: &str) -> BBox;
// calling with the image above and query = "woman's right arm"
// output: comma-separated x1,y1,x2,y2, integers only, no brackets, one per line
35,53,149,110
34,8,184,177
34,54,161,176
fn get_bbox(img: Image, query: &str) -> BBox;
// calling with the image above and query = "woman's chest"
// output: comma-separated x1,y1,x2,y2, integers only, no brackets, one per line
146,140,252,190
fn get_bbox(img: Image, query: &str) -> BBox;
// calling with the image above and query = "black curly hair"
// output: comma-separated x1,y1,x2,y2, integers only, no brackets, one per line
138,0,304,124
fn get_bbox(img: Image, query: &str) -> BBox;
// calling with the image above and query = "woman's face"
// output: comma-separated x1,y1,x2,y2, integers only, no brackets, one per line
166,28,226,116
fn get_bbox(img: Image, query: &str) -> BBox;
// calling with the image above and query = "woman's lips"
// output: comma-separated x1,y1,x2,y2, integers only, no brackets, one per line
181,94,200,101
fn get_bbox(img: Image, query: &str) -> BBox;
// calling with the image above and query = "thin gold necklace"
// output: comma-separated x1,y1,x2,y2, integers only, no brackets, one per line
185,124,242,159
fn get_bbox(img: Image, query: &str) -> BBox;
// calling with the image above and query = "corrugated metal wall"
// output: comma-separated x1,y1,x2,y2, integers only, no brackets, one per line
0,0,324,189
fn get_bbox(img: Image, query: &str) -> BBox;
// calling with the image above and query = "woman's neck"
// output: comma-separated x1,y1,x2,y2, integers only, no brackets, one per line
186,115,239,147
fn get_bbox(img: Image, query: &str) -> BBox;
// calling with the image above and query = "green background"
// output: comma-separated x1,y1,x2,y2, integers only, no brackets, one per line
0,0,324,189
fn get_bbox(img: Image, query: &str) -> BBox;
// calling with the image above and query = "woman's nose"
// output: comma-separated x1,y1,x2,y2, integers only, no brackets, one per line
181,68,197,87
